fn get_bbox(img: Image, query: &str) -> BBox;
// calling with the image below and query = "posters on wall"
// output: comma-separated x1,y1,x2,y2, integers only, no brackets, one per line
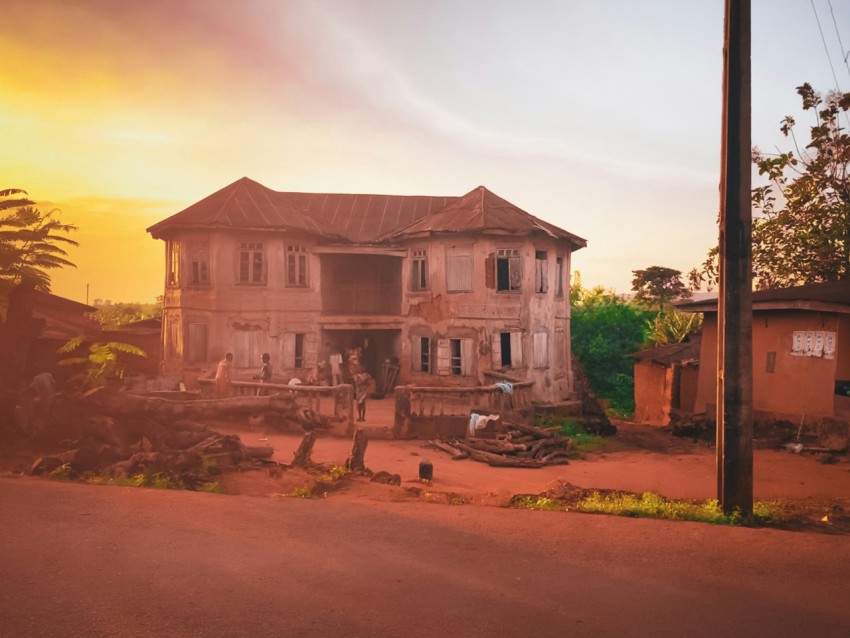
791,330,836,359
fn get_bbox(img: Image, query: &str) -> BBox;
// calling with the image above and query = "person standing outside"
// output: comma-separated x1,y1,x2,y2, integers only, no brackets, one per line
215,353,233,399
254,353,273,395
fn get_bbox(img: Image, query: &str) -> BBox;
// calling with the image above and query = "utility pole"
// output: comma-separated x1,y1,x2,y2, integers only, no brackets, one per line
717,0,753,516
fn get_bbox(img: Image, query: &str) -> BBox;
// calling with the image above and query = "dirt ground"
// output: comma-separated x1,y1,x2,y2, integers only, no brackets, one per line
4,415,850,533
203,418,850,532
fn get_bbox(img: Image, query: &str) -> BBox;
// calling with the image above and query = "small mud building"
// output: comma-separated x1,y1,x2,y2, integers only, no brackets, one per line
147,178,586,404
678,280,850,437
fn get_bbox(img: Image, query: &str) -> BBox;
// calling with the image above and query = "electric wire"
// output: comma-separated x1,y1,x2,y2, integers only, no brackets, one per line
811,0,850,129
826,0,850,81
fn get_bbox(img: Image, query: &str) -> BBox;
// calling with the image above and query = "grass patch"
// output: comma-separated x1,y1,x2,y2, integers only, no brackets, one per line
510,489,786,527
289,487,313,499
85,472,185,490
535,415,604,453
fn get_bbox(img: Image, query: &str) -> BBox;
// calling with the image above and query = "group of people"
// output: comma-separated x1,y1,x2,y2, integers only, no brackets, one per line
214,352,273,399
213,347,374,421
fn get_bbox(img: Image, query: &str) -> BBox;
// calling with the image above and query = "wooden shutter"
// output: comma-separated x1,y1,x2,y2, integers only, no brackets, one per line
510,332,523,367
304,331,318,368
281,333,295,369
491,333,502,368
411,336,422,372
533,332,549,368
187,323,207,363
436,339,451,375
461,339,474,376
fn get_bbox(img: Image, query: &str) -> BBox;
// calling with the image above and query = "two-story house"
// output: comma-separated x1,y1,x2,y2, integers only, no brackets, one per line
146,177,586,404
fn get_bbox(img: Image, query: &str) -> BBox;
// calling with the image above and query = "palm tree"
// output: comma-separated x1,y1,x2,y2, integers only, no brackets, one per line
0,188,78,296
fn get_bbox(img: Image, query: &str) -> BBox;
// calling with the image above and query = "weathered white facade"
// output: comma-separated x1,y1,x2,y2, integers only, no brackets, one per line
148,179,586,404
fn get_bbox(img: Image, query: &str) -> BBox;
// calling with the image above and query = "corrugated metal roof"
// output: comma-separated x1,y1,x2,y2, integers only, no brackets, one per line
629,338,701,366
381,185,587,248
147,177,455,242
147,179,585,248
677,279,850,312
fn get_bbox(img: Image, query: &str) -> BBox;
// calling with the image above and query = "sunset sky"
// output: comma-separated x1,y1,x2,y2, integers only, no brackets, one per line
3,0,850,303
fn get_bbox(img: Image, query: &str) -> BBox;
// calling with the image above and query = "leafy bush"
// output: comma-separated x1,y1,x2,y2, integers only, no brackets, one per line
571,293,652,413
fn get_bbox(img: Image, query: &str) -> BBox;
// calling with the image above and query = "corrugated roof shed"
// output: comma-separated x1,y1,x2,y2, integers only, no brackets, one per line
629,338,701,366
677,279,850,313
147,178,585,248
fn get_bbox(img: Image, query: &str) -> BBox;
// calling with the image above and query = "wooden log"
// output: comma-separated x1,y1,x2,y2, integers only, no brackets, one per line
505,421,557,439
453,442,546,468
291,431,317,467
347,427,368,471
426,440,469,460
93,391,299,422
465,439,529,454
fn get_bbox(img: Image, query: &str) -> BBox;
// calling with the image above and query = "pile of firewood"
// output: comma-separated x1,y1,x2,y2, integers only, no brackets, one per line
428,421,571,468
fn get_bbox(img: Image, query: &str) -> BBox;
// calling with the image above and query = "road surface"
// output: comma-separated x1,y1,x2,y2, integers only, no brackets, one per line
1,477,848,637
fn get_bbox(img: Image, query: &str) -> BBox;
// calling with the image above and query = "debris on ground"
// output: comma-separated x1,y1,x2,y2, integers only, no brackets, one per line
427,420,572,468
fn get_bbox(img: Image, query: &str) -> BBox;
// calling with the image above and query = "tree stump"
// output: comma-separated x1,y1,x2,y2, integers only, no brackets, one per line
347,427,368,471
291,431,317,467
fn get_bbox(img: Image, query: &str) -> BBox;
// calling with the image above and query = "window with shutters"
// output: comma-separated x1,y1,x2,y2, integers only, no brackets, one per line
237,241,265,285
436,338,473,376
188,240,210,286
411,336,431,372
232,330,266,368
535,250,548,293
281,332,316,370
496,248,521,292
446,245,473,292
554,257,564,297
187,323,208,363
410,249,428,291
286,245,308,287
167,241,180,287
533,331,549,369
491,331,523,369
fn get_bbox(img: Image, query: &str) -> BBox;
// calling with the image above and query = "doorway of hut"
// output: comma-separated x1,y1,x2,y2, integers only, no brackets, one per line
320,329,401,399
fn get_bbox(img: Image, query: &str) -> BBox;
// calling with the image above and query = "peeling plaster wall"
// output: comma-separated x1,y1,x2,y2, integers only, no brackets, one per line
158,230,577,403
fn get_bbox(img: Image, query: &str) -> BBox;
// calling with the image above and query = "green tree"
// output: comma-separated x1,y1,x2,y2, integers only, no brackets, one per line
631,266,691,312
644,310,703,347
700,84,850,289
750,84,850,288
0,189,78,300
92,298,162,329
57,337,147,390
571,277,653,413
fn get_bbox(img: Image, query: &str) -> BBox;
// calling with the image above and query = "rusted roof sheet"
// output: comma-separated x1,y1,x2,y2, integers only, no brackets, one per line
147,179,585,247
629,338,701,366
381,186,587,248
677,279,850,313
147,178,342,240
147,177,454,242
30,291,100,340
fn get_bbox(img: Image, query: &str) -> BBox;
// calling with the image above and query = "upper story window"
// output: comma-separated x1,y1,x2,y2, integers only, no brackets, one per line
238,241,265,285
286,245,308,287
189,240,210,286
446,245,473,292
166,240,180,287
410,249,428,291
554,257,564,297
496,248,521,292
535,250,548,293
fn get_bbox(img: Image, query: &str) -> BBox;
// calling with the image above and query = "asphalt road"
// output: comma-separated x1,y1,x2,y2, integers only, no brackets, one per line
2,477,849,638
